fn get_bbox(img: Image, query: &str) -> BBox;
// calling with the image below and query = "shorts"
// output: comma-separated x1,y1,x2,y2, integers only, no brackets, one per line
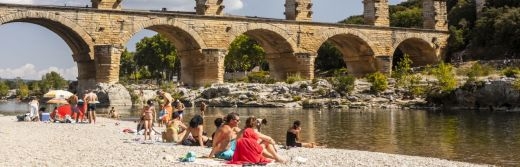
216,140,236,160
88,103,96,111
71,105,79,113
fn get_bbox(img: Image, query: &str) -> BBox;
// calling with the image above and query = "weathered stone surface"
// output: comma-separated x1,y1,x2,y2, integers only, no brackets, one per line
95,83,132,107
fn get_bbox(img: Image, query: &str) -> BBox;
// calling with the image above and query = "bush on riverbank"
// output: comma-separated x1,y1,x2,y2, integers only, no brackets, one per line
367,72,388,94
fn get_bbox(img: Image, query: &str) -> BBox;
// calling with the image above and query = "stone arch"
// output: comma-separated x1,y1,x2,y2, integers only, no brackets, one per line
0,11,95,61
314,29,379,76
226,24,298,80
228,23,297,54
121,18,207,51
392,37,438,67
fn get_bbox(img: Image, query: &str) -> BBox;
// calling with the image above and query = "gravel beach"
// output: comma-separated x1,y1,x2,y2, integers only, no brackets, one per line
0,116,491,167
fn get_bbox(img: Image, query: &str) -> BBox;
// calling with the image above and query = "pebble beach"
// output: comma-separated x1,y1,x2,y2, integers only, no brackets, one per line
0,116,492,167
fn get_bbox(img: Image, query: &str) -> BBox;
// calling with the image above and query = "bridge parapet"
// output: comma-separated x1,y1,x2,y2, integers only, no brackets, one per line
91,0,121,10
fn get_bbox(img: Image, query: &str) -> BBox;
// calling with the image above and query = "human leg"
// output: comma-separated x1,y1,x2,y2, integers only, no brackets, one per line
261,142,286,163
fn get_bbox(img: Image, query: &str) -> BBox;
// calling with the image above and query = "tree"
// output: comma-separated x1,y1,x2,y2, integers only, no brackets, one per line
0,81,9,97
17,82,29,98
134,34,178,82
393,54,413,88
315,42,346,73
225,35,266,72
40,71,68,92
340,15,364,25
390,7,423,28
120,48,136,80
431,62,458,92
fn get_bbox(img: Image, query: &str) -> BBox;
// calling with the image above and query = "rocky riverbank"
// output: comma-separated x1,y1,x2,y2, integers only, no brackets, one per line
128,78,429,110
0,116,490,166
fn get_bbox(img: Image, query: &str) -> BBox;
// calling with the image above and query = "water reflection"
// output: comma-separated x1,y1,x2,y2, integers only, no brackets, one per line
2,103,520,166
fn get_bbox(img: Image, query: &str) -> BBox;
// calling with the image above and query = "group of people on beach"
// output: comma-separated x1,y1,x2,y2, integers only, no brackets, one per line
21,89,99,124
136,89,315,165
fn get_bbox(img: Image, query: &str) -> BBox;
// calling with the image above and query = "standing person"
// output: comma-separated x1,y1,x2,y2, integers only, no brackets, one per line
84,90,98,124
208,113,241,160
200,101,207,117
156,90,174,125
175,99,185,120
28,97,39,122
77,99,86,123
286,120,315,148
142,100,155,141
68,92,79,123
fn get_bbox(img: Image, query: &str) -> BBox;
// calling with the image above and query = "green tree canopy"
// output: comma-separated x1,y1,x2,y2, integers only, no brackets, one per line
0,81,9,97
225,35,266,72
40,71,68,92
134,34,178,82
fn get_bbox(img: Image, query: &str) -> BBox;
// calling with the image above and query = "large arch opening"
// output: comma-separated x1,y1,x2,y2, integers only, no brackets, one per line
0,18,92,95
392,38,437,69
316,34,376,77
226,29,296,81
122,25,203,86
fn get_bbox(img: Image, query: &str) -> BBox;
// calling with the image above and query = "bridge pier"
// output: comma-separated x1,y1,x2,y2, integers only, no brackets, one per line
180,49,227,87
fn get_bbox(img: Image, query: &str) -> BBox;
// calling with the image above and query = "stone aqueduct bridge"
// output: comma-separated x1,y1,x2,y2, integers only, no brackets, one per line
0,0,449,91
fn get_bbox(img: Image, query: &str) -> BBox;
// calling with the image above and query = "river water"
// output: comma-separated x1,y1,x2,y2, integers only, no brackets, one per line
2,101,519,166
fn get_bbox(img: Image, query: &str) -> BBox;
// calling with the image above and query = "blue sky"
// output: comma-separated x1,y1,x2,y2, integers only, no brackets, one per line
0,0,404,80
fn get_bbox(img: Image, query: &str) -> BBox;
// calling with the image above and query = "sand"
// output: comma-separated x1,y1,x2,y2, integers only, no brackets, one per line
0,116,491,167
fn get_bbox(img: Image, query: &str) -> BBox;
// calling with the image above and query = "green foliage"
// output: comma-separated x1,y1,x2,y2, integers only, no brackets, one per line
367,72,389,93
393,54,413,88
339,15,364,25
465,62,494,81
513,78,520,91
225,35,266,72
134,34,179,82
315,42,346,73
286,73,303,84
40,71,68,92
329,75,355,95
430,62,458,92
502,67,520,78
120,49,137,80
409,74,426,97
247,71,275,84
17,82,29,98
292,96,302,102
390,7,423,28
0,81,9,97
486,0,520,8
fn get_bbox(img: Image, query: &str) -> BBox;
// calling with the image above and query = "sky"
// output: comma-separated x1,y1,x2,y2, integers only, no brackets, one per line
0,0,404,80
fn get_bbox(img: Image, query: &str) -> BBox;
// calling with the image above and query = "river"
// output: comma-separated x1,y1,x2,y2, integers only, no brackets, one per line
2,101,519,166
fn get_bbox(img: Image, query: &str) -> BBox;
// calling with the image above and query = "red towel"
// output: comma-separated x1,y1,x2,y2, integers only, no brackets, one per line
228,128,272,165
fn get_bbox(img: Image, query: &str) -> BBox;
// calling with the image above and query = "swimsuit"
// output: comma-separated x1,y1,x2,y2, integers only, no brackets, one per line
216,139,236,160
286,130,302,147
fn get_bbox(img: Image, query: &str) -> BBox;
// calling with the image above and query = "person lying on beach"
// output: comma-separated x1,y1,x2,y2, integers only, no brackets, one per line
162,112,187,143
180,115,209,146
207,113,241,160
286,120,315,148
237,116,286,163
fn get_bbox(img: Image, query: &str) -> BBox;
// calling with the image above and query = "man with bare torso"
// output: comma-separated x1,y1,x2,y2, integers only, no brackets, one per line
208,112,241,160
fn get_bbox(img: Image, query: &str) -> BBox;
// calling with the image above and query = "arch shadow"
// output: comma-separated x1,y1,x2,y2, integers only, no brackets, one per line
392,38,438,67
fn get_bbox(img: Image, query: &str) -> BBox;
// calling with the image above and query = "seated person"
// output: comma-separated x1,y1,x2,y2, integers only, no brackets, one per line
162,112,187,143
208,113,241,160
237,116,286,163
286,120,315,148
108,107,119,119
180,115,209,146
229,128,272,165
207,117,224,147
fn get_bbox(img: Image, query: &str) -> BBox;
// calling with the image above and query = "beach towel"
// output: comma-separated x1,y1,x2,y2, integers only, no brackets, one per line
228,128,271,165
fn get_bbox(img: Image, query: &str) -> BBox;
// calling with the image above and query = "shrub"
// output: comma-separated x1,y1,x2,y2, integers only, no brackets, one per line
503,67,520,78
513,79,520,91
329,75,355,95
247,71,275,84
367,72,388,94
465,62,494,81
430,62,457,92
292,96,302,101
286,73,303,84
392,54,413,88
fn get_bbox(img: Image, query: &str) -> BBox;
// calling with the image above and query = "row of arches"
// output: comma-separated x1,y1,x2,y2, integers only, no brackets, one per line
0,12,439,87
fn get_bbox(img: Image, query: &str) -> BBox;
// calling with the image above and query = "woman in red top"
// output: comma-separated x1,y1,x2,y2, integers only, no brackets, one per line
229,128,271,165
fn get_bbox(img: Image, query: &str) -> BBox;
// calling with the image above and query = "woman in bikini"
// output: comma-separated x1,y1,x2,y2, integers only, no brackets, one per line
180,115,209,146
142,100,155,141
163,112,187,143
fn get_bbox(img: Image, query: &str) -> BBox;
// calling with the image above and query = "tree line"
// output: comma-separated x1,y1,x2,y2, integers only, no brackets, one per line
0,71,68,99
